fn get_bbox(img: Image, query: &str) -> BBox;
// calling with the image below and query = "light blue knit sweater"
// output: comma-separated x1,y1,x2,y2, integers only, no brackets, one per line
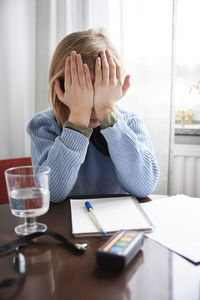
27,108,159,203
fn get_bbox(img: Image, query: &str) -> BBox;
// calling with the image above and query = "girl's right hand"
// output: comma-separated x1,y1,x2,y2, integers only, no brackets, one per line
55,51,94,127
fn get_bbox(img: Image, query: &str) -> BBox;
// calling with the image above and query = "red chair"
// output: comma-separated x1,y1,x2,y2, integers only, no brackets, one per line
0,157,32,205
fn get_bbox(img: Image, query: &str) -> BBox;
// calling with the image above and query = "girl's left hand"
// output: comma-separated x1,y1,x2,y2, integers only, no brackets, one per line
94,50,131,121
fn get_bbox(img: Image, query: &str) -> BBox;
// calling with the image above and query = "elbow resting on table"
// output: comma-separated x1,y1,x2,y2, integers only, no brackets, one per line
124,162,160,199
135,167,160,198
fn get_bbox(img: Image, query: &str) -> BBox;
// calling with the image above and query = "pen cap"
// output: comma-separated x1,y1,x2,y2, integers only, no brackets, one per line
85,201,93,211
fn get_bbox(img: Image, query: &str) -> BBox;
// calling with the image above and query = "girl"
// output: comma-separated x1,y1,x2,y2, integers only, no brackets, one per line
27,28,159,203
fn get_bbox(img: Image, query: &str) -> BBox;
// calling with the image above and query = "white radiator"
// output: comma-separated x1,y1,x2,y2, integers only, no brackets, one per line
172,144,200,197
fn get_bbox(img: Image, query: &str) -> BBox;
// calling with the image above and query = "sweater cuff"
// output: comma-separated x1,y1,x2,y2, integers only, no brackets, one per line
100,109,119,129
63,121,93,139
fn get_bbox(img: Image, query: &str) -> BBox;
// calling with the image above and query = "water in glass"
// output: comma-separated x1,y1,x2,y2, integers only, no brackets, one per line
9,187,50,218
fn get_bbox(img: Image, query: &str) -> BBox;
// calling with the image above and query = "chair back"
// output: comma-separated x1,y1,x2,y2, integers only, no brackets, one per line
0,157,32,205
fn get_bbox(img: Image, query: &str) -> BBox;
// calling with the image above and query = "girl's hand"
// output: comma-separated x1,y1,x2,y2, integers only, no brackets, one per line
94,50,131,121
55,51,93,127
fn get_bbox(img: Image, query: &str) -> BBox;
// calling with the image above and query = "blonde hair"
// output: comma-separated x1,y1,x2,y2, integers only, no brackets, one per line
49,28,123,127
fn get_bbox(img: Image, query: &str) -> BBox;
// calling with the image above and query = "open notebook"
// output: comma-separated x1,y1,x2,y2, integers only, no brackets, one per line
70,195,153,237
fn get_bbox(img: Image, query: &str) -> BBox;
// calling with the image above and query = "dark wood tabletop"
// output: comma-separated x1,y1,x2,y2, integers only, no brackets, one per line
0,199,199,300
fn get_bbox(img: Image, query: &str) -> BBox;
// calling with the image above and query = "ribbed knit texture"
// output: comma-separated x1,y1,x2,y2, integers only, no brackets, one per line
27,108,160,203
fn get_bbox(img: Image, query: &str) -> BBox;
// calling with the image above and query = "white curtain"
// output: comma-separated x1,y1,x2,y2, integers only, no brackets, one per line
0,0,174,195
0,0,36,158
118,0,174,195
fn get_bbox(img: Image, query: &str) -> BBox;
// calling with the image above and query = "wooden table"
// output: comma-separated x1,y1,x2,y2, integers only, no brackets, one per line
0,199,199,300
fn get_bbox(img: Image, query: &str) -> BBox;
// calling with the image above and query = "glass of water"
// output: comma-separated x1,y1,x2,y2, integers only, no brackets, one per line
5,166,51,235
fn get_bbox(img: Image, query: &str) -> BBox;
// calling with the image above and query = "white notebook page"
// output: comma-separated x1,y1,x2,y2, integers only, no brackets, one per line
70,196,152,236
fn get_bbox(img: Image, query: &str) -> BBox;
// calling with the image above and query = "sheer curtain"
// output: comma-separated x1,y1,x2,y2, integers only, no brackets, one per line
0,0,36,159
0,0,110,158
0,0,174,195
116,0,174,195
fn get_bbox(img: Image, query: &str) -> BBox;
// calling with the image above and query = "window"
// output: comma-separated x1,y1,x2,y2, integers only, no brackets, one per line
175,0,200,123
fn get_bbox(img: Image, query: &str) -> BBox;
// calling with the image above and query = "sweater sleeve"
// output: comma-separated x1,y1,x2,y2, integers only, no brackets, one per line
101,113,160,198
27,112,89,203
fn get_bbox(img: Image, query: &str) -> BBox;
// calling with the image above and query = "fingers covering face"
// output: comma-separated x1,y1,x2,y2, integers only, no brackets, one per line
83,63,93,89
95,57,102,85
65,56,71,89
100,51,109,83
95,50,122,84
63,50,122,90
113,56,122,81
105,50,116,81
64,51,92,89
76,54,86,87
70,51,79,85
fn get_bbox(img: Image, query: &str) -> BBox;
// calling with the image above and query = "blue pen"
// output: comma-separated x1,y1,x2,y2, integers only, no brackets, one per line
85,201,107,235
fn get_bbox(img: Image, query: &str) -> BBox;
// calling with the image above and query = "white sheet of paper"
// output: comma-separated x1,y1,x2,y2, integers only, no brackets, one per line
70,196,151,236
141,194,200,263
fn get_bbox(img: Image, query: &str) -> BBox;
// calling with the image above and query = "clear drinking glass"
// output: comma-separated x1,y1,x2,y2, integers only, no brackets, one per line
5,166,51,235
